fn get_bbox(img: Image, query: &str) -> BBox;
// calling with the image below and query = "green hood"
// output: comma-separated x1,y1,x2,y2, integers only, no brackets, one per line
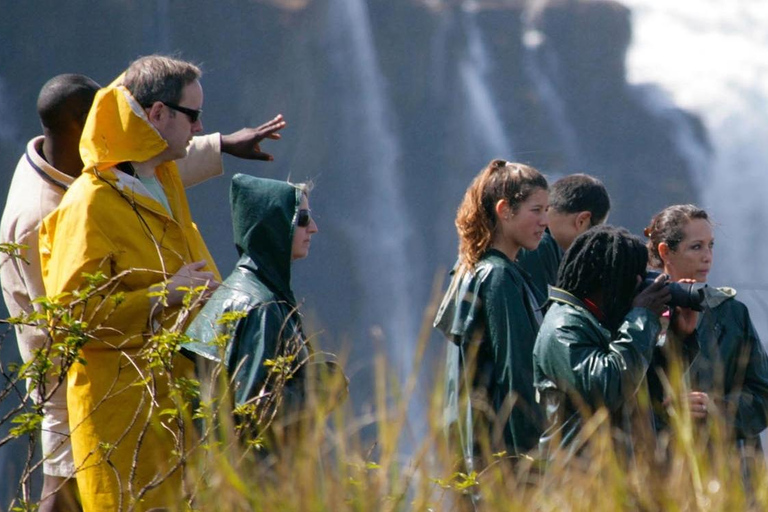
230,174,301,305
703,285,736,309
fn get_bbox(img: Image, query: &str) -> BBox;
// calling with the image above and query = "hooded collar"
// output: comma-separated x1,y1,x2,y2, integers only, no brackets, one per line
702,285,736,309
78,77,180,219
230,174,301,305
79,78,168,172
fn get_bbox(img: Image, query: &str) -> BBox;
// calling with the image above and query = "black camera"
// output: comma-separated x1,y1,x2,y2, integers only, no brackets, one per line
640,270,708,311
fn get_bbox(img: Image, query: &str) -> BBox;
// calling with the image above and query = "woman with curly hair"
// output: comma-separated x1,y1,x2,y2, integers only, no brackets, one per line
434,159,548,474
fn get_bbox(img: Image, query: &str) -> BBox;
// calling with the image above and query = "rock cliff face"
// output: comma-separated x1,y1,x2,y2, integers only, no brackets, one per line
0,0,706,477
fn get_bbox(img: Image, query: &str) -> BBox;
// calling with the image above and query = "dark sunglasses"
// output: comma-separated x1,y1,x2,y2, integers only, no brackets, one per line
163,102,202,123
295,209,312,228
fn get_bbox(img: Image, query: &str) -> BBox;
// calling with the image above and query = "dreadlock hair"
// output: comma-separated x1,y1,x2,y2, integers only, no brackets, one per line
556,225,648,331
456,159,548,268
644,204,710,269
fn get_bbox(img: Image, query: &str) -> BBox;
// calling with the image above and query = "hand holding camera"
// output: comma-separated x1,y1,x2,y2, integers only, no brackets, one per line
633,272,672,316
640,270,708,311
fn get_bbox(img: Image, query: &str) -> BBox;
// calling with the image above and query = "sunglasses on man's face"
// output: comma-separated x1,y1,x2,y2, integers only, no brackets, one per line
163,102,202,123
296,209,312,228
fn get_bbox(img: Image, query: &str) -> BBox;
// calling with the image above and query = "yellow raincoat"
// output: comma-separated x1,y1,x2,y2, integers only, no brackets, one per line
40,84,221,511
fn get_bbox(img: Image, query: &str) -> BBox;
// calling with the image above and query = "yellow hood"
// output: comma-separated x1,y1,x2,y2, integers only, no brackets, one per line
80,81,168,171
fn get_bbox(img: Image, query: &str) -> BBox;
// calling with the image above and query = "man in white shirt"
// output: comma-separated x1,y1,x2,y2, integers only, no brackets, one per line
0,72,286,511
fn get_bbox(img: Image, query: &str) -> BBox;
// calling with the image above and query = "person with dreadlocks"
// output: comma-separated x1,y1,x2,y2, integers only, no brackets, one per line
532,225,674,462
434,159,549,477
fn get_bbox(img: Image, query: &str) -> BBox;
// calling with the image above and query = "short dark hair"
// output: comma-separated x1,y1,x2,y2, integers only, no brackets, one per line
37,74,100,131
644,204,710,269
557,225,647,331
122,55,202,107
549,174,610,226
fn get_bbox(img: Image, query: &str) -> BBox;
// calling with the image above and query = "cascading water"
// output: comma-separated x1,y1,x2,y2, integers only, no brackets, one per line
622,0,768,451
621,0,768,312
324,0,418,393
459,2,513,161
622,1,768,282
521,2,584,171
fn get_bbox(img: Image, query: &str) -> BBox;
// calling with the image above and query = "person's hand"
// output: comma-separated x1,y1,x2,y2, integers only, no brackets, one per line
632,272,671,316
154,260,220,308
220,114,286,161
664,391,709,420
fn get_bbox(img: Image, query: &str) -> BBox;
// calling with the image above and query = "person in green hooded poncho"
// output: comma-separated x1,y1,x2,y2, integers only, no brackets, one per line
644,205,768,470
183,174,342,450
532,226,674,463
434,159,549,478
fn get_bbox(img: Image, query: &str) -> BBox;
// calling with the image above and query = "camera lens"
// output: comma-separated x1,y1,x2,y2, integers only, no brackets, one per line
641,270,708,311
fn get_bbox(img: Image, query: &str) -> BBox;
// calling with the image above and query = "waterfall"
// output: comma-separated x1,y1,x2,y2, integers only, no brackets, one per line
621,0,768,287
324,0,417,381
458,4,513,162
521,3,584,171
622,0,768,451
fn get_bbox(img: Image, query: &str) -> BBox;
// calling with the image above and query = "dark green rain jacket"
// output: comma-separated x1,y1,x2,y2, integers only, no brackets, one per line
183,175,311,424
533,288,661,460
649,286,768,444
434,249,546,470
517,229,563,298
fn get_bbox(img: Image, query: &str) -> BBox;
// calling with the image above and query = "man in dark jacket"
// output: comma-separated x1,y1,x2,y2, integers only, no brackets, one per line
517,174,610,297
533,226,671,461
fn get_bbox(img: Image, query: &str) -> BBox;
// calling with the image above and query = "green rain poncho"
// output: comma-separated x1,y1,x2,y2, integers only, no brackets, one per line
516,228,563,298
649,286,768,443
183,175,313,433
434,250,546,470
532,288,660,460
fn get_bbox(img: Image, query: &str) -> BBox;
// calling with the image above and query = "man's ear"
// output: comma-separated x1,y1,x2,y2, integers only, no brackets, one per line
494,199,510,221
658,242,671,263
145,101,165,124
575,211,592,232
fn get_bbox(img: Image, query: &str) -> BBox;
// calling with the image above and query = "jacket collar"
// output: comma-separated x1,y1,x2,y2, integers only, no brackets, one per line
702,285,736,309
80,82,168,172
548,286,589,311
90,166,177,221
26,136,75,191
548,286,609,325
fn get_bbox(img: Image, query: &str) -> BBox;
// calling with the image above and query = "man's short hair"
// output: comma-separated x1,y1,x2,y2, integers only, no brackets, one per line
549,174,610,226
37,74,100,131
122,55,202,107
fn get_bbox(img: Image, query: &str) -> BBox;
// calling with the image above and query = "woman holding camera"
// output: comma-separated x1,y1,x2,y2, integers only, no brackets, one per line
645,204,768,452
434,160,549,473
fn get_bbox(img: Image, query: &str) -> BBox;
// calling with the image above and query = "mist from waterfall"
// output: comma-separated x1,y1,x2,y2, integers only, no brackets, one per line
521,6,584,171
324,0,417,380
622,0,768,287
459,6,513,161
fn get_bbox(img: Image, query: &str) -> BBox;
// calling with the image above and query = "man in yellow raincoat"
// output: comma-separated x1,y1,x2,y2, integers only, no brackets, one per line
40,55,228,511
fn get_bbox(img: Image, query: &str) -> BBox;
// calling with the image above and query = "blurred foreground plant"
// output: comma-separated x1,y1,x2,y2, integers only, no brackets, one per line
0,261,767,511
